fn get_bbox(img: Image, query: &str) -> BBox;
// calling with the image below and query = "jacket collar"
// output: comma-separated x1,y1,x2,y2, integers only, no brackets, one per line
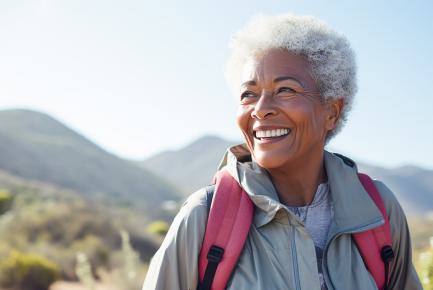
218,144,383,231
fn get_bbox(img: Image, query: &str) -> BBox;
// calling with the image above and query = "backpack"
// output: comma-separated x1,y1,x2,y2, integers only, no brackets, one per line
197,165,395,290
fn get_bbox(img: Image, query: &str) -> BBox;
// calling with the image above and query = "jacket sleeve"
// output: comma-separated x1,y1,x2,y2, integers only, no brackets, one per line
142,188,209,290
374,180,423,290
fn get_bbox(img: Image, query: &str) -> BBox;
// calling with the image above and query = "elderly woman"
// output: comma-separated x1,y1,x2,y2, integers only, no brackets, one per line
143,14,422,290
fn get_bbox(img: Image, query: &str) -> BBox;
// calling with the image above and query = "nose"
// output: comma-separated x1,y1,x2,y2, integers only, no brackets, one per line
251,92,277,120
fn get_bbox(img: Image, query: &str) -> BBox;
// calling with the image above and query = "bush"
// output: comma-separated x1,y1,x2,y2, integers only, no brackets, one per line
0,250,60,290
98,231,144,290
418,237,433,290
147,220,169,237
75,252,96,290
71,235,111,273
0,190,13,214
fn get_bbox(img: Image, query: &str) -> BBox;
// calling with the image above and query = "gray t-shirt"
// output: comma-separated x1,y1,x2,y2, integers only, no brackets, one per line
286,183,333,290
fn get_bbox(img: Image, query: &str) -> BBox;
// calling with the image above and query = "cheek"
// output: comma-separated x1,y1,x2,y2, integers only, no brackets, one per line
280,100,313,124
283,100,325,129
236,106,256,152
309,104,328,130
236,106,251,134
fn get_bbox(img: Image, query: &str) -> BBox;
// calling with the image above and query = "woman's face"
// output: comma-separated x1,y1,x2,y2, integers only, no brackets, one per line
237,48,341,170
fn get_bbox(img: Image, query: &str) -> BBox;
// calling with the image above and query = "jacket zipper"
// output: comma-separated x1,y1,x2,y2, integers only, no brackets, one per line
291,226,302,290
322,217,384,290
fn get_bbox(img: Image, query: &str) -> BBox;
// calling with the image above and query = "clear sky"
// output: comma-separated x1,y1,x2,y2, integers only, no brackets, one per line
1,0,432,169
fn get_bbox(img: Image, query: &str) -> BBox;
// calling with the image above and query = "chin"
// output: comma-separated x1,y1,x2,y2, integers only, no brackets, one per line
252,150,290,170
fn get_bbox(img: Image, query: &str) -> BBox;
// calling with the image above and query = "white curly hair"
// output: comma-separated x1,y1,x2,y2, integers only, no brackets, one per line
225,14,357,142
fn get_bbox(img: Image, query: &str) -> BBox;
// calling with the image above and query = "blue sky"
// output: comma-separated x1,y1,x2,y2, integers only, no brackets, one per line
0,0,432,169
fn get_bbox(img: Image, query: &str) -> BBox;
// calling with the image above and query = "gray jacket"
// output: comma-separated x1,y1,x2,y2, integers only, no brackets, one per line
143,145,422,290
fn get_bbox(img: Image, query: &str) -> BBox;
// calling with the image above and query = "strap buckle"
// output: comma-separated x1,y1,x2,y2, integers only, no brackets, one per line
381,245,395,263
207,245,224,263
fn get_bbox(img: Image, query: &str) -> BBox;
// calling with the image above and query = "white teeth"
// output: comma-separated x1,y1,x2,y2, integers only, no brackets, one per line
255,128,290,138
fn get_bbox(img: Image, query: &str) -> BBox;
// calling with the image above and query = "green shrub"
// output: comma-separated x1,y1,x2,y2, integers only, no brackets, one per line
147,220,169,237
0,190,13,214
0,250,60,290
417,237,433,290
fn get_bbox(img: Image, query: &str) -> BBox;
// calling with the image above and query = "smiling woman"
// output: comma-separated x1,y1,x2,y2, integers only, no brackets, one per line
143,14,422,290
236,49,343,206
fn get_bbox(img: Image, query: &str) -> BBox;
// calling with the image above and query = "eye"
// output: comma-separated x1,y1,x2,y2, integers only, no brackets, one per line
240,91,258,101
276,87,297,95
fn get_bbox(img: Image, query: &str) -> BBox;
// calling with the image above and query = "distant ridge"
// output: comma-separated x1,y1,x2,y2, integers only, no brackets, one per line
142,135,433,216
139,135,238,194
0,109,180,209
358,162,433,215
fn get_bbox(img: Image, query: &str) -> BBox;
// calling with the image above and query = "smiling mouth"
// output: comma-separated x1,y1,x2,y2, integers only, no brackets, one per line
253,128,291,140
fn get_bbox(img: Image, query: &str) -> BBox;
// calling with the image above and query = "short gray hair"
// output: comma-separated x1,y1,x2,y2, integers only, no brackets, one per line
225,14,357,141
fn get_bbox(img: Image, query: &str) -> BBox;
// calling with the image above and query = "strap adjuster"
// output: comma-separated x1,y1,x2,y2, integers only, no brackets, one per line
207,245,224,263
381,245,394,263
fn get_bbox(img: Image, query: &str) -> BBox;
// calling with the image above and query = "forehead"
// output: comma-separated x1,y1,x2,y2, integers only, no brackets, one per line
241,48,315,87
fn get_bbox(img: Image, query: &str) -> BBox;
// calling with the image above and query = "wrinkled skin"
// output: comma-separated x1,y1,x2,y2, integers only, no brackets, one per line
236,48,344,206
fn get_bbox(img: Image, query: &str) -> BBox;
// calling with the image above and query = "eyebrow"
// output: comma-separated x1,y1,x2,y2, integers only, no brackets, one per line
273,76,303,84
241,76,304,87
241,80,257,87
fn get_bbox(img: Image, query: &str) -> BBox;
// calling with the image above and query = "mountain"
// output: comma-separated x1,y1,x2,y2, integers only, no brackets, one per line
139,136,238,194
141,135,433,216
358,163,433,215
0,109,180,210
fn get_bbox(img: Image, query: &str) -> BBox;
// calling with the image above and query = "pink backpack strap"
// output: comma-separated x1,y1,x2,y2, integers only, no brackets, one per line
197,169,254,290
353,173,394,290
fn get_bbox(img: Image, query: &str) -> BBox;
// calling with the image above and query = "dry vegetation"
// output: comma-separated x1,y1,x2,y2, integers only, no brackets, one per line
1,170,432,290
0,172,162,290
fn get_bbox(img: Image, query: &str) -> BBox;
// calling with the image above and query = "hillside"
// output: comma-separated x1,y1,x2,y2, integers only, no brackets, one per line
0,109,180,210
139,136,237,194
0,169,159,282
141,136,433,216
358,163,433,215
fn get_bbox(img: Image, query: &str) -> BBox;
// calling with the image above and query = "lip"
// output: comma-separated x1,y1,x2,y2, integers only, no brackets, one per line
254,134,289,144
252,125,291,131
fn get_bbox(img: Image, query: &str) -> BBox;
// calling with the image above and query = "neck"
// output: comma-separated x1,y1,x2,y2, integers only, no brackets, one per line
267,148,327,207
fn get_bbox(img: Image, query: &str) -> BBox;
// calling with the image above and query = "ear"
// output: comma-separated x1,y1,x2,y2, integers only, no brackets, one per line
325,98,344,130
